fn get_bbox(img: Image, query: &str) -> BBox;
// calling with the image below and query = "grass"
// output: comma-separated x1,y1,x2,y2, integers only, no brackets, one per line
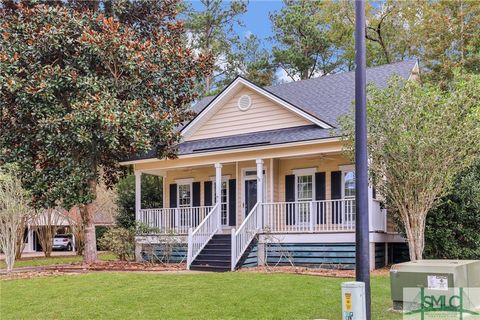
0,253,116,269
0,272,400,320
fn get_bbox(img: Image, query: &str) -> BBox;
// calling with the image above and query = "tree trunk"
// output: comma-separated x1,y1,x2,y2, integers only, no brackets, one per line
81,180,98,264
404,218,425,261
3,230,16,273
204,75,211,94
15,228,25,260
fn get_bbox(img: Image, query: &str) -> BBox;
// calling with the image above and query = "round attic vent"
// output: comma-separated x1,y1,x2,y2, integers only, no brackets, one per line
237,95,252,111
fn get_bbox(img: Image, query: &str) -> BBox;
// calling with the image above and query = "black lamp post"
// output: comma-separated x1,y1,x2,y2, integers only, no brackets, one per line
354,0,371,319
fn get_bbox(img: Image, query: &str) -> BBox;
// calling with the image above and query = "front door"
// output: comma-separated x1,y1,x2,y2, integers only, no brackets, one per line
244,179,257,216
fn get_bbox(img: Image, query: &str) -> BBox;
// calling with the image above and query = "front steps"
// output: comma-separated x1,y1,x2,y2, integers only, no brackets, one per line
190,234,231,272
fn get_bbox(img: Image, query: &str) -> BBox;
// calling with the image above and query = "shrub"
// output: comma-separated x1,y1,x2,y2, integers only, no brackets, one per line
424,160,480,259
98,228,135,261
116,173,163,229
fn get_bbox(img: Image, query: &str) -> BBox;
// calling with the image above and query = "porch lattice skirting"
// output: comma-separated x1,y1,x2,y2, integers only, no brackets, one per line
140,244,187,263
139,242,387,270
265,243,356,269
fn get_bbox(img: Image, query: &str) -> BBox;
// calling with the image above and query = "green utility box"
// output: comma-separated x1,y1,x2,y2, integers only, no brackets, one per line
390,260,480,311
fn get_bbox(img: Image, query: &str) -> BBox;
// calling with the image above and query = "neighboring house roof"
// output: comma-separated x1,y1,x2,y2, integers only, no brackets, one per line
126,60,417,162
30,207,115,227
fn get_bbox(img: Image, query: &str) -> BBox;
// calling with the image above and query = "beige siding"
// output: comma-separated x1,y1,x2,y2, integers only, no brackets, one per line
164,165,236,209
277,154,351,202
187,88,311,141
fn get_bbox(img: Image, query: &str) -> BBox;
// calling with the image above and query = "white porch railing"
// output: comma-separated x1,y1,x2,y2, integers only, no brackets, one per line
187,203,221,269
231,202,262,271
370,199,387,232
138,206,213,234
262,199,356,233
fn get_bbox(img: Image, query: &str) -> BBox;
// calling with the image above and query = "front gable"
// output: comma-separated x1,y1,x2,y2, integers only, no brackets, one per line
182,77,331,142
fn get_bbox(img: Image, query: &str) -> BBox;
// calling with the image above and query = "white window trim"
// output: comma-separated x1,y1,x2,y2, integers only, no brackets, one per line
175,178,194,184
292,167,317,176
294,172,316,203
177,181,193,208
341,169,356,200
293,167,316,202
293,173,315,226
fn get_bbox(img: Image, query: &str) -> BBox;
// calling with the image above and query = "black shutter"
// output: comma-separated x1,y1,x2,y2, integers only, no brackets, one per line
331,171,342,224
315,172,326,224
192,182,201,207
285,175,295,225
169,183,177,229
204,181,213,206
228,179,236,226
169,184,177,208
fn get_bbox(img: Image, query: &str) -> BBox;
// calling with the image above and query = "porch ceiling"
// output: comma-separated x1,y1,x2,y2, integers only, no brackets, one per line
134,138,343,171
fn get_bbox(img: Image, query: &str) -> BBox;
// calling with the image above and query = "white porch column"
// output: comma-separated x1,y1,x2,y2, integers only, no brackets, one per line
256,159,264,229
368,185,374,231
256,159,264,203
215,163,222,228
135,171,142,222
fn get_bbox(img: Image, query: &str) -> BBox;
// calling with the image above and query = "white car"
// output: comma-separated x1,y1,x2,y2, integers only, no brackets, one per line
52,234,74,251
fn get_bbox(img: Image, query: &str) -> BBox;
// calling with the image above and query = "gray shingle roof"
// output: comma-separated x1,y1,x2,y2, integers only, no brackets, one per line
178,125,333,155
194,60,416,127
130,125,333,159
127,60,416,161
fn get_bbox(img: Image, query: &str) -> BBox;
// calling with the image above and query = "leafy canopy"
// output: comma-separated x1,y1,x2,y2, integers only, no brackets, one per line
0,4,212,210
339,73,480,260
185,0,247,93
270,0,342,80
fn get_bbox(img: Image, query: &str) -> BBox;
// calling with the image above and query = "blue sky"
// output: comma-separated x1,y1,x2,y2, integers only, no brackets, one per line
186,1,290,82
187,1,284,48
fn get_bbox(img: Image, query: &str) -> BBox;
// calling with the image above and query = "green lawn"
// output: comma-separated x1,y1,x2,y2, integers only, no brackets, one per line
0,272,400,320
0,253,116,269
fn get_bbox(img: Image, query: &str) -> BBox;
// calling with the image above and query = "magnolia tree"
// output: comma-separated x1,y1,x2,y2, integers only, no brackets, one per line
0,168,37,272
0,3,212,263
339,74,480,261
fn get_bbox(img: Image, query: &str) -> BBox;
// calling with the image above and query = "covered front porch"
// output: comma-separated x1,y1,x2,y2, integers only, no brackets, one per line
132,148,388,271
134,154,387,236
137,199,385,235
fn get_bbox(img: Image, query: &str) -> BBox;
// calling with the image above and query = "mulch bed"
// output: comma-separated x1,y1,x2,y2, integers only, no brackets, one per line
1,261,392,280
239,266,391,278
239,266,356,278
0,261,187,280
